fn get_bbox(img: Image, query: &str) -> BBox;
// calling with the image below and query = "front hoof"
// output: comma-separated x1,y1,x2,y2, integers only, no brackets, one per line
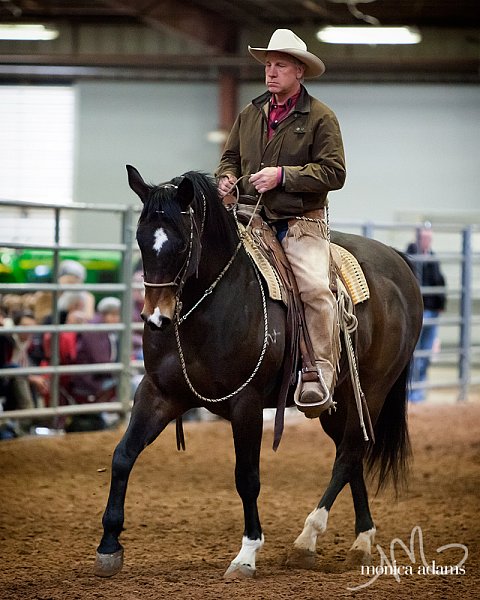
224,562,256,580
346,548,372,567
286,547,317,569
94,549,124,577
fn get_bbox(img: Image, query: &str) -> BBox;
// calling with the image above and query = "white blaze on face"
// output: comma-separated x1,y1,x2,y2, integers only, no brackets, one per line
153,228,168,254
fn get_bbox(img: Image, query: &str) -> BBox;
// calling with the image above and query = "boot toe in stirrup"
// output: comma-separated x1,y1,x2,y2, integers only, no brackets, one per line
296,386,334,419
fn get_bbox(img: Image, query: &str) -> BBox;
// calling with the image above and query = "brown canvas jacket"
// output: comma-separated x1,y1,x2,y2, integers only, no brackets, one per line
216,85,346,220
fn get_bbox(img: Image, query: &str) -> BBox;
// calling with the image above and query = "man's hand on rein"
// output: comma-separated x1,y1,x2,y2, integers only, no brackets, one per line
217,174,237,198
249,167,281,194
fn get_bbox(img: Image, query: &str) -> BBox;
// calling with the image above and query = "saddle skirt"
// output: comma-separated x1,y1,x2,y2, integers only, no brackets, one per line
237,215,370,307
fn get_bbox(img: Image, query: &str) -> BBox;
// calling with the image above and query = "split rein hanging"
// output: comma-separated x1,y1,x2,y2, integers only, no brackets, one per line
144,178,269,403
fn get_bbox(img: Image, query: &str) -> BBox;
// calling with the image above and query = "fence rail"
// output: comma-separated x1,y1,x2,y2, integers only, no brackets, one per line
1,200,479,425
0,198,135,424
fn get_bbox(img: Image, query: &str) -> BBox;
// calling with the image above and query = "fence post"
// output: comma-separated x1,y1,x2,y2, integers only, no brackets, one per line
362,221,374,238
49,207,61,415
458,225,473,402
118,206,135,420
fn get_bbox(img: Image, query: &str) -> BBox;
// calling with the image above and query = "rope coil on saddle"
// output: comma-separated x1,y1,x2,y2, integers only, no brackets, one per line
338,292,374,443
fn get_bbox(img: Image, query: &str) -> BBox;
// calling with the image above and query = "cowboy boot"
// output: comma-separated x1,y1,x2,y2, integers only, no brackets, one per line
296,359,335,419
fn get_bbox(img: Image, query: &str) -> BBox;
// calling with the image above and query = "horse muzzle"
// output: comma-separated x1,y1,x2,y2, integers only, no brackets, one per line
141,291,176,330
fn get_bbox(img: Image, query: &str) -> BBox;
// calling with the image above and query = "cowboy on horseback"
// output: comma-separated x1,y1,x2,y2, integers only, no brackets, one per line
216,29,346,418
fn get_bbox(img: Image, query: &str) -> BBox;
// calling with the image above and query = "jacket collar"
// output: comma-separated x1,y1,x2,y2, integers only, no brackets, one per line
252,84,311,115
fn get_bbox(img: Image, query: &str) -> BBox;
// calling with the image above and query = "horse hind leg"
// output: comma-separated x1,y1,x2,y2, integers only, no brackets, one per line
287,443,366,570
286,449,349,569
346,464,376,566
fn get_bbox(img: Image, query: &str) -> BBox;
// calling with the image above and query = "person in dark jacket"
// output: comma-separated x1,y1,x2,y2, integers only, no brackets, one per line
69,297,120,404
216,29,346,418
65,297,121,432
406,224,447,402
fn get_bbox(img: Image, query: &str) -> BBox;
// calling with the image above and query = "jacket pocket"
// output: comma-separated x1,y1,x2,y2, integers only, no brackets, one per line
264,190,304,216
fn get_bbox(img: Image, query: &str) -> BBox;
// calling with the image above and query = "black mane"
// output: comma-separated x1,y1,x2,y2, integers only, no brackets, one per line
139,171,236,244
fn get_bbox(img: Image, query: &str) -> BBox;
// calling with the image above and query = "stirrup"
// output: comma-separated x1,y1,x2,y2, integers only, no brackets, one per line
293,369,336,413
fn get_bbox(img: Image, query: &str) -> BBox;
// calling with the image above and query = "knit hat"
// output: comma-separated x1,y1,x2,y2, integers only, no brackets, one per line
97,297,121,314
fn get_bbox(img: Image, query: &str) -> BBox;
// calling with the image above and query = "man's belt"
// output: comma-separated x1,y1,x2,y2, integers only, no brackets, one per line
290,207,325,222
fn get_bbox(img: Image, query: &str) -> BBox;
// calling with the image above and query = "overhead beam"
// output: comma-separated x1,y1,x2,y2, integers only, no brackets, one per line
0,53,478,82
104,0,238,53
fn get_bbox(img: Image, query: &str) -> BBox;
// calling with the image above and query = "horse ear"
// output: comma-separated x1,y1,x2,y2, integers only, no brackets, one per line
126,165,148,203
176,176,195,211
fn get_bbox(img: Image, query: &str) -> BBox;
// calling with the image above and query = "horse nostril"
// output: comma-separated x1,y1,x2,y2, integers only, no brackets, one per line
159,317,171,330
140,313,148,323
143,313,172,331
147,320,159,331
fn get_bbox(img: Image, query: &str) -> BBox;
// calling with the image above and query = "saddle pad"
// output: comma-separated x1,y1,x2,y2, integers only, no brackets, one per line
331,243,370,305
239,223,284,302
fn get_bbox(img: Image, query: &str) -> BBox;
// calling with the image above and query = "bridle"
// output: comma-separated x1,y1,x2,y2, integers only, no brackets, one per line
142,186,206,296
140,179,269,403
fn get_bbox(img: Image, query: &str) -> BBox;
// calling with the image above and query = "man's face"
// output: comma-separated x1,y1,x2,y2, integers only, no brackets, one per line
419,229,433,253
265,51,304,100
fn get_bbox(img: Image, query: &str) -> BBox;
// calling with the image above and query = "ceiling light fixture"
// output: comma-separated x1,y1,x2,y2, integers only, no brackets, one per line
316,26,422,45
0,24,59,41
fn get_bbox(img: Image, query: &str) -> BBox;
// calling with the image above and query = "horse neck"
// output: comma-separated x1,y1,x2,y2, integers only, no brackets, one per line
184,209,246,300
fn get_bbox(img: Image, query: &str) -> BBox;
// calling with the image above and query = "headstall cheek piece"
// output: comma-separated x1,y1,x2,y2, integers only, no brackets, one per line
143,191,207,294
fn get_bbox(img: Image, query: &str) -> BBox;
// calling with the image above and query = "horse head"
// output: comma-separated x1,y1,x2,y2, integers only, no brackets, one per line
127,165,202,331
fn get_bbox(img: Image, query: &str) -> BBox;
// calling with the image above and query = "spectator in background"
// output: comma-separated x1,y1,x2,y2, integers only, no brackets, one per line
41,293,88,407
66,297,121,432
0,306,16,439
131,268,144,360
0,310,49,438
7,310,49,410
57,260,95,320
42,292,87,366
31,259,95,366
406,223,447,403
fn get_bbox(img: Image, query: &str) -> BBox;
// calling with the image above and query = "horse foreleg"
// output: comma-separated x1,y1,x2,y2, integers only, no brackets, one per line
347,465,376,566
95,378,182,577
224,400,264,579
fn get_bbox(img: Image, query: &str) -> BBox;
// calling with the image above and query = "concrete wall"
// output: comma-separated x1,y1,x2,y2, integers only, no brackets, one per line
73,81,219,242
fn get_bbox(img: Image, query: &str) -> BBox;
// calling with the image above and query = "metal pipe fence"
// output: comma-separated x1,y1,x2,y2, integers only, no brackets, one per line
0,200,479,428
0,199,137,425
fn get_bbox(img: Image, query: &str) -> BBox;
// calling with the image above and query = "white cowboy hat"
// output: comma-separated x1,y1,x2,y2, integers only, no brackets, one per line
248,29,325,79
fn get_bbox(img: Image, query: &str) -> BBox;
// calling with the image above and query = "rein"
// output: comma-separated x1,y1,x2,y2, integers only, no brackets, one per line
144,179,269,403
174,259,269,403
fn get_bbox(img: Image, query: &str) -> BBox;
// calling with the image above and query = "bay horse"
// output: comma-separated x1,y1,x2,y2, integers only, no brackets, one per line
95,166,423,579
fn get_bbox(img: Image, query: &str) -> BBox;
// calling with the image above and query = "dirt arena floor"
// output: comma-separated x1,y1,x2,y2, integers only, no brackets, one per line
1,398,479,600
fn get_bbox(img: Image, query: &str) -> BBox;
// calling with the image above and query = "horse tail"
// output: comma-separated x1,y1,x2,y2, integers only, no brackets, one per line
365,360,412,495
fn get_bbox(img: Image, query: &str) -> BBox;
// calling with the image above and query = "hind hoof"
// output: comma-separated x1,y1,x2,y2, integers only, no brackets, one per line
286,547,317,569
94,549,124,577
224,562,256,579
346,548,372,567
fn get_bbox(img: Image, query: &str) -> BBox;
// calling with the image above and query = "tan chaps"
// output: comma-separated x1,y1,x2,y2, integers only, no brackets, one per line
281,218,336,371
